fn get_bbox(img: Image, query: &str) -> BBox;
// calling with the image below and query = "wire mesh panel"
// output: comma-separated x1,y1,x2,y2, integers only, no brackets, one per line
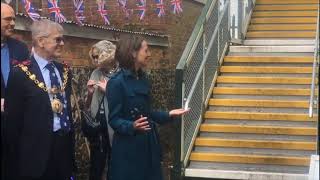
205,0,219,47
175,0,232,174
184,36,204,96
177,0,231,166
182,75,203,158
204,37,219,97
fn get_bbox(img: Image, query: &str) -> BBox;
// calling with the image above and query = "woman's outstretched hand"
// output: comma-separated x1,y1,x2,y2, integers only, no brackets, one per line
133,115,151,131
169,108,190,117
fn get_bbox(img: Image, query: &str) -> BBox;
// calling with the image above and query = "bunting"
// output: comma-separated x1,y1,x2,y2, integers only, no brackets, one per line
21,0,40,21
136,0,146,20
97,0,110,25
171,0,183,14
155,0,165,17
47,0,66,23
73,0,85,25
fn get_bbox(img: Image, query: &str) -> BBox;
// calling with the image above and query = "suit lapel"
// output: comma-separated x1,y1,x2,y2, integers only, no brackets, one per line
29,56,51,104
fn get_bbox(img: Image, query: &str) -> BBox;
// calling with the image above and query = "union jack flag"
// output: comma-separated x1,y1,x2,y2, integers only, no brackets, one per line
97,0,110,25
118,0,132,19
73,0,85,25
155,0,165,17
136,0,146,20
21,0,40,21
47,0,66,23
171,0,183,14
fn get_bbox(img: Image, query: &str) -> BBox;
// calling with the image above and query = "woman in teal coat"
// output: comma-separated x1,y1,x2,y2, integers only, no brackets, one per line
106,36,189,180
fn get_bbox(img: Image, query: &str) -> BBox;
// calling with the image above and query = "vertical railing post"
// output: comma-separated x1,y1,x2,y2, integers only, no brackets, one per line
15,0,18,13
172,69,184,180
238,0,243,39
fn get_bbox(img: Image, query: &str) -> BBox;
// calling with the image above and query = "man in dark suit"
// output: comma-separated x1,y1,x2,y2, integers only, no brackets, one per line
5,19,75,180
1,2,30,179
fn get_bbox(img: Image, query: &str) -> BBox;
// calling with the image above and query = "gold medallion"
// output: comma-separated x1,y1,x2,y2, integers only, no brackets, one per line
51,99,63,113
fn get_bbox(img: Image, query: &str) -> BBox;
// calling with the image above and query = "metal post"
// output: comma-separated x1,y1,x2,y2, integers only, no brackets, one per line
171,69,184,180
238,0,243,39
15,0,18,13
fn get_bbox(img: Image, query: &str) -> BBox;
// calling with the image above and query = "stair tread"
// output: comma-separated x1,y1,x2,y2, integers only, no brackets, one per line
224,56,314,63
195,138,316,150
255,5,319,11
189,152,310,166
200,124,317,135
204,111,317,121
209,99,309,108
188,162,310,174
220,66,313,73
251,17,317,24
212,87,315,96
248,24,317,31
256,0,319,4
252,11,318,17
246,31,316,38
217,76,314,84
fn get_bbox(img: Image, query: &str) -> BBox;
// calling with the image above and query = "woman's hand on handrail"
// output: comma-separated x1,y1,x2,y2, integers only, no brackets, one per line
169,108,190,117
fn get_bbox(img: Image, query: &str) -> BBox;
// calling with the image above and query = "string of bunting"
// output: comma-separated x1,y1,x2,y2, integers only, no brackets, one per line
97,0,111,25
73,0,85,26
20,0,183,24
21,0,40,21
47,0,66,23
16,13,168,38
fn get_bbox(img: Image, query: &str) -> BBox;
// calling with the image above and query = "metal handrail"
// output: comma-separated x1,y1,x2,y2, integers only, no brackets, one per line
308,7,320,118
184,1,230,111
176,0,216,70
242,0,256,39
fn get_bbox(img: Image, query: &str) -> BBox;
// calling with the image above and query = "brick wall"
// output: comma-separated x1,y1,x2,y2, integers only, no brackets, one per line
11,0,204,179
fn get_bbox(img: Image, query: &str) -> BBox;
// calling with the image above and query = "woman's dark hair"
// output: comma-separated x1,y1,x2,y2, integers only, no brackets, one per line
115,35,145,71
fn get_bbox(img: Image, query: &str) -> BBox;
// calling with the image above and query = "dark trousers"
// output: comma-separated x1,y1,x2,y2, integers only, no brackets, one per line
17,131,73,180
88,133,110,180
1,113,7,180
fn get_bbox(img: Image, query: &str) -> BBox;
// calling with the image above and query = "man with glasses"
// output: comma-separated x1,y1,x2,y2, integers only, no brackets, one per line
1,2,29,179
5,19,75,180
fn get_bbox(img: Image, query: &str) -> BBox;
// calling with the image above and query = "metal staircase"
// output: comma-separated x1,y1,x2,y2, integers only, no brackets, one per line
173,0,319,180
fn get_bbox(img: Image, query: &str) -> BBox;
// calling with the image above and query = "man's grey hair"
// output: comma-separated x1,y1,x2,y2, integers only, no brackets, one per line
30,19,63,43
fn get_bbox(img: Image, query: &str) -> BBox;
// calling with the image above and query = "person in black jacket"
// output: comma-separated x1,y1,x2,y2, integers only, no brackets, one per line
1,2,29,179
5,19,75,180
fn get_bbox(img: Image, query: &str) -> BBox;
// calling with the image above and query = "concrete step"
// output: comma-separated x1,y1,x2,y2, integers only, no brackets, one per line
251,17,317,24
200,124,317,135
256,0,319,5
246,31,316,38
216,84,311,89
228,52,314,56
186,163,309,178
189,152,310,166
212,87,314,96
194,147,314,157
203,119,317,127
220,66,313,73
199,132,316,142
208,106,310,114
229,46,314,53
208,99,309,108
248,25,317,31
212,94,311,100
194,138,316,150
255,5,318,11
224,56,314,63
220,73,313,77
204,111,317,121
252,11,318,17
216,76,314,84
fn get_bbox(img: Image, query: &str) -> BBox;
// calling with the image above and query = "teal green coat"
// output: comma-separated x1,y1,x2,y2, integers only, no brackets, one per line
106,69,171,180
